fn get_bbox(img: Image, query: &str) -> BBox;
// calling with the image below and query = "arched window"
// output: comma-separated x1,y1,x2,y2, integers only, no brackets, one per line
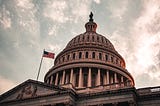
79,52,82,59
111,56,113,63
78,36,80,42
92,36,94,42
85,52,88,58
116,58,118,64
97,36,99,42
63,56,65,62
67,55,70,60
73,53,75,60
105,54,108,61
87,35,89,41
82,35,85,41
99,53,102,60
92,52,95,59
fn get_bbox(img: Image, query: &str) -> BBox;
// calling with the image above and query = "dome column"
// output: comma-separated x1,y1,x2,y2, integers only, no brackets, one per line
55,73,59,85
78,68,83,88
47,79,49,84
106,70,109,84
50,76,53,84
70,69,73,84
114,72,118,83
62,70,65,85
121,76,124,82
97,68,101,86
88,68,91,87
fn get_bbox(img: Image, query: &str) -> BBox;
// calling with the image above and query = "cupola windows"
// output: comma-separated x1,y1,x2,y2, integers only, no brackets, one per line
79,52,82,59
99,53,102,60
86,52,88,58
73,53,76,60
92,52,95,59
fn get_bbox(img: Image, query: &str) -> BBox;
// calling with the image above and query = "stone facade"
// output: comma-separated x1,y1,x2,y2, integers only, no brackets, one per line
0,13,160,106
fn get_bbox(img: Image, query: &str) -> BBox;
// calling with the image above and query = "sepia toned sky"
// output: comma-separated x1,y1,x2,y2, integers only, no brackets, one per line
0,0,160,94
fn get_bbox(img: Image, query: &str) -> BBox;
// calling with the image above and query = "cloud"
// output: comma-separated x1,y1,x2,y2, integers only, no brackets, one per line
131,0,160,74
71,0,91,23
43,0,69,23
0,5,11,29
14,0,39,34
93,0,101,4
110,0,160,88
0,76,17,94
107,0,129,19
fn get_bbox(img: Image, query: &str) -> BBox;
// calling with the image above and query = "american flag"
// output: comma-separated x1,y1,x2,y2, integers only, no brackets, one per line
43,50,55,59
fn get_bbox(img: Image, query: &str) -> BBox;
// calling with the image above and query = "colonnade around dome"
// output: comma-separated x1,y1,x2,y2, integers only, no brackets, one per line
46,67,133,93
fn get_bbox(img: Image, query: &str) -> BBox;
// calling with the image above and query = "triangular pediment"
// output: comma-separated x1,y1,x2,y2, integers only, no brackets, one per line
0,79,66,103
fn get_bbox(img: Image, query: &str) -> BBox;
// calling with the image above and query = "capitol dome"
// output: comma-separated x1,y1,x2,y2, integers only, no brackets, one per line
44,12,134,94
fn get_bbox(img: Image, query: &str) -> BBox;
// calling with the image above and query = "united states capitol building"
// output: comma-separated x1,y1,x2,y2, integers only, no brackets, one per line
0,13,160,106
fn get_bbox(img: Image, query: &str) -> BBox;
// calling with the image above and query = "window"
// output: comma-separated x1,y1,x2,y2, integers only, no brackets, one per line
83,73,88,87
58,75,61,85
116,58,118,64
102,37,104,43
105,54,108,61
97,36,99,42
92,73,96,87
100,74,104,85
82,35,85,41
63,56,65,62
111,56,113,63
92,52,95,59
87,35,89,41
86,52,88,58
67,55,70,60
79,52,82,59
75,73,79,87
73,53,75,60
78,36,80,42
92,36,94,41
99,53,102,60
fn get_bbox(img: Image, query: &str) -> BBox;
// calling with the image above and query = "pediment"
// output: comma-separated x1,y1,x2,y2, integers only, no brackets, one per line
0,79,65,103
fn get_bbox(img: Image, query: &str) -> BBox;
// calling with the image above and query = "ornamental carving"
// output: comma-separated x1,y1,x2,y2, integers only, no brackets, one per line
16,84,37,99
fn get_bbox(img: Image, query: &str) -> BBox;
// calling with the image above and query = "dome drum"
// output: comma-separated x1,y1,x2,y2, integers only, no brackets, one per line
45,66,134,92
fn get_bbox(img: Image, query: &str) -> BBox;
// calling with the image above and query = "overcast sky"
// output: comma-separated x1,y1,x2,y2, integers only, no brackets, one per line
0,0,160,94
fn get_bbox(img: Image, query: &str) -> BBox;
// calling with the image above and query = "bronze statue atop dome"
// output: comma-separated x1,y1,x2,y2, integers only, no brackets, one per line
89,12,93,22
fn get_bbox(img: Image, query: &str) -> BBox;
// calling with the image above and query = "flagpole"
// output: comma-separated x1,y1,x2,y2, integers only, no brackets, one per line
36,50,44,81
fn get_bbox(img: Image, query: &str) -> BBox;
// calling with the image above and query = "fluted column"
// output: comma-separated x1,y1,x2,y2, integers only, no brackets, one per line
97,68,101,86
103,71,107,85
106,70,109,84
114,72,117,83
78,68,83,88
121,76,124,82
47,79,49,84
62,70,65,84
55,73,59,85
50,76,53,84
70,69,73,84
88,68,91,87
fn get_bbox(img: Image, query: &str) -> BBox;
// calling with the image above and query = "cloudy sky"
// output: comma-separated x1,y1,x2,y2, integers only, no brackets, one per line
0,0,160,94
